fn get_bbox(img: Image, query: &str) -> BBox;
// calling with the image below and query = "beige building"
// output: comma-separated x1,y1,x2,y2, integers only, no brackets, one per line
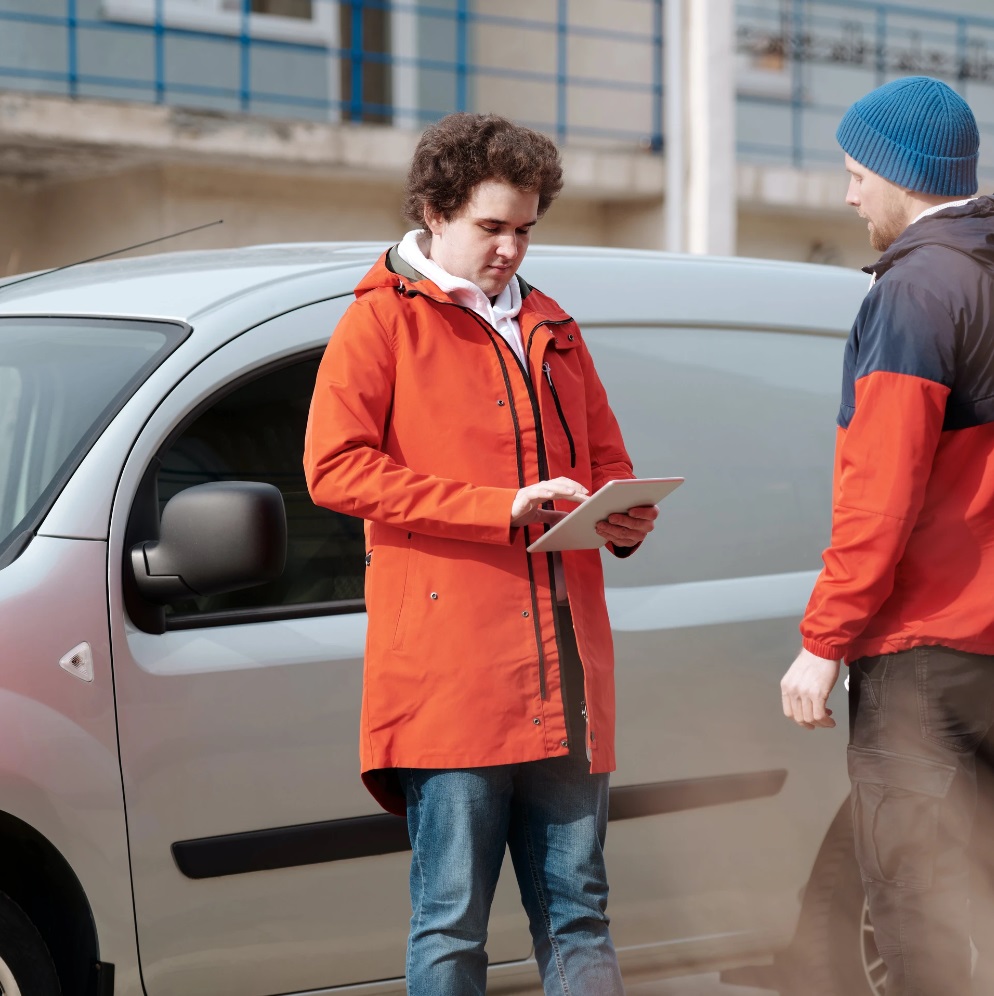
1,0,993,276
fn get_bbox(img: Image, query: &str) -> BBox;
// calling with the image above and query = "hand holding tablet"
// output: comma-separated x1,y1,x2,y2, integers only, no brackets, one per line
525,477,683,553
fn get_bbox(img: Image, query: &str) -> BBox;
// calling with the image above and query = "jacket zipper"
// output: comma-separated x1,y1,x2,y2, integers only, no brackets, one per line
398,284,578,717
542,361,576,468
502,316,582,747
402,283,551,697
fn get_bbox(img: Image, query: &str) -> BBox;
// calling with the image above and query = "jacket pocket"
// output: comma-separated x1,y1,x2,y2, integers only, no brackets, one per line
542,361,576,468
390,532,419,650
848,745,956,889
916,645,993,753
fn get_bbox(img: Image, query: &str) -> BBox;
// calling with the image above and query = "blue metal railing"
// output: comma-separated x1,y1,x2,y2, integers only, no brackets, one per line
1,0,993,177
0,0,664,148
737,0,994,181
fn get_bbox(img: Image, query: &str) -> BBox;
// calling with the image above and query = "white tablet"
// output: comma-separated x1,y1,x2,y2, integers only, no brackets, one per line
525,477,684,553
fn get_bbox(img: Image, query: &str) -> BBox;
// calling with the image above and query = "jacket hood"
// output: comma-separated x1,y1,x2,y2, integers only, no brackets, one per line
353,246,431,298
867,194,994,278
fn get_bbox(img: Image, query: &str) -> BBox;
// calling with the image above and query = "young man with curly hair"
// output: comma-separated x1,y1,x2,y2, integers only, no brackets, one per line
304,113,655,994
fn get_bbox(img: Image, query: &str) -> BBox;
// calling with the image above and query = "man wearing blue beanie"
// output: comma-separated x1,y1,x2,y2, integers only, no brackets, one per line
781,76,994,994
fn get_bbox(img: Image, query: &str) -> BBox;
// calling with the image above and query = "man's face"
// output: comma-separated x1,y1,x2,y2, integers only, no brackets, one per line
844,154,909,252
425,180,539,298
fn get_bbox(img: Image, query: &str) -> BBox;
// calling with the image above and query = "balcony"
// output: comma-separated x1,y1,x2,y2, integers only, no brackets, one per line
738,0,994,183
0,1,992,180
0,1,663,150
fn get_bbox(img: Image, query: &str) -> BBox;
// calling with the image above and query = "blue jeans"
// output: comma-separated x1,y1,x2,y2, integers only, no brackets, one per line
401,754,623,996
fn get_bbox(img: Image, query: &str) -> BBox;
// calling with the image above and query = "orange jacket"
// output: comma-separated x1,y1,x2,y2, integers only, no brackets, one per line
304,248,635,815
801,198,994,662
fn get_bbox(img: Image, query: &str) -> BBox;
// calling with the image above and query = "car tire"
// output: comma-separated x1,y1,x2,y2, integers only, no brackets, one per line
0,889,61,995
780,800,885,996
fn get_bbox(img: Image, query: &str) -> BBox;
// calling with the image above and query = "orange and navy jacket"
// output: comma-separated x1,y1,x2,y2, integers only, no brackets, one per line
802,195,994,663
304,247,635,815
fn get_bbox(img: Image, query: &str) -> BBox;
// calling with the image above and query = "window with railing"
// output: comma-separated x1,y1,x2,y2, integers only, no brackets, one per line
0,0,664,146
736,0,994,183
0,0,991,180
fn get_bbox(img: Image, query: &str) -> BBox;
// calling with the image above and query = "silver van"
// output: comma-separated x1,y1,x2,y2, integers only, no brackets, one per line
0,244,877,996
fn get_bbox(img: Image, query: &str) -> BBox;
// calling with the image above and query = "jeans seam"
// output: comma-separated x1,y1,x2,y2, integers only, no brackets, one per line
406,772,425,988
522,809,571,995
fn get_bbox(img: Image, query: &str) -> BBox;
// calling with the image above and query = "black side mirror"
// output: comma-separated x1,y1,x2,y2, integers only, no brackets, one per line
130,481,287,604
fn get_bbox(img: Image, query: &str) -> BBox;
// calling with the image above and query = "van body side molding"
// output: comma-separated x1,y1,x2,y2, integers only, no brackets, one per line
171,769,787,880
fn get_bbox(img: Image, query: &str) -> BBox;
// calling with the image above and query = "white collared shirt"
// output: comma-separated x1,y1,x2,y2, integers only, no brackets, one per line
909,195,979,227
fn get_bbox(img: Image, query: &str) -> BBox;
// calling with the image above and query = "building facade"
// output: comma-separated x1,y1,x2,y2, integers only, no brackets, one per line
1,0,993,274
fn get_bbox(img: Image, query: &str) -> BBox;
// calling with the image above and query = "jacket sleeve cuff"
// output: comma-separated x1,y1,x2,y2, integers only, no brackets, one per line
801,637,850,662
607,540,640,558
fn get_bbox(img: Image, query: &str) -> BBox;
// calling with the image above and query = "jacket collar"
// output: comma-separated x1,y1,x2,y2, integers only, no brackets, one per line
864,194,994,279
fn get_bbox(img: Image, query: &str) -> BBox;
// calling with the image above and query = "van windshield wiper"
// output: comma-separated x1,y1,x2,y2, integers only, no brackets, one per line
0,219,224,294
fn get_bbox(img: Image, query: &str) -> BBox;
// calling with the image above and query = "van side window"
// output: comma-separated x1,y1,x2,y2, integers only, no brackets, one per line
157,357,365,621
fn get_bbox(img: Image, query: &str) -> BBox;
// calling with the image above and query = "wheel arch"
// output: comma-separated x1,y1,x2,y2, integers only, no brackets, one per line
0,809,99,996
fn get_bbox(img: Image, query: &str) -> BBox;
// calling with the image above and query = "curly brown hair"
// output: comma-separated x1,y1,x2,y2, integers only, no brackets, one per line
403,113,564,226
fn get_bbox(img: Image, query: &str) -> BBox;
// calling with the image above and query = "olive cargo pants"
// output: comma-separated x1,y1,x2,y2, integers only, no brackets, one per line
848,646,994,995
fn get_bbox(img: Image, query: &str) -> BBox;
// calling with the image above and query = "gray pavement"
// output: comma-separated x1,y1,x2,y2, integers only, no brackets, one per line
627,974,769,995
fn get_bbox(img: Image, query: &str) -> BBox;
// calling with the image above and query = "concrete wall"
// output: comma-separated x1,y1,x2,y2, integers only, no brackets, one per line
4,0,988,277
3,158,878,278
471,0,657,145
0,166,393,273
0,160,627,275
738,210,875,271
3,0,992,170
0,179,34,276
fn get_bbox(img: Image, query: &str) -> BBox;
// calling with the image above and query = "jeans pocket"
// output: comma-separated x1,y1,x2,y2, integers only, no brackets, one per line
851,655,883,710
916,646,993,753
848,745,957,889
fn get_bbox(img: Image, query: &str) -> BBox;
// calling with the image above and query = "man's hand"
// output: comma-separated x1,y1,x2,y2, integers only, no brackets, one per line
511,478,588,527
781,648,842,730
595,505,658,548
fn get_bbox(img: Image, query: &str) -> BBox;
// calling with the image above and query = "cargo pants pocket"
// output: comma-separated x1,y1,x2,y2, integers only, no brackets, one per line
848,745,957,889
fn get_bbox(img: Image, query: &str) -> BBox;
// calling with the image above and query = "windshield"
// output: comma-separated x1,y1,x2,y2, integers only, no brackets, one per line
0,318,187,567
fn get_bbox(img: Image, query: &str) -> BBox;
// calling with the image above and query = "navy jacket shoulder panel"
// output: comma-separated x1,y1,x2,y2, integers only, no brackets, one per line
839,238,994,431
853,274,957,384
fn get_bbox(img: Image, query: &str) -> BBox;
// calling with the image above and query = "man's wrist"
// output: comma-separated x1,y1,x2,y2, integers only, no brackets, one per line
801,637,846,662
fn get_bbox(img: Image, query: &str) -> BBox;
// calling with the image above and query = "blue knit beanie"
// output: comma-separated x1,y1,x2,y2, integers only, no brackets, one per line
836,76,979,196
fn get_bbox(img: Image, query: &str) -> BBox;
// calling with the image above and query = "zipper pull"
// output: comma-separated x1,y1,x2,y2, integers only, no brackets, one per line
543,361,553,385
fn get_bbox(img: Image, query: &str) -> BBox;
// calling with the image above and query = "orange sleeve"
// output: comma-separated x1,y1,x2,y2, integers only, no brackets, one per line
303,297,517,544
800,369,949,659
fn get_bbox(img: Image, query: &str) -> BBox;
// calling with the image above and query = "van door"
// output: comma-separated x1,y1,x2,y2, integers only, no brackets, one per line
107,300,531,996
584,323,854,968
